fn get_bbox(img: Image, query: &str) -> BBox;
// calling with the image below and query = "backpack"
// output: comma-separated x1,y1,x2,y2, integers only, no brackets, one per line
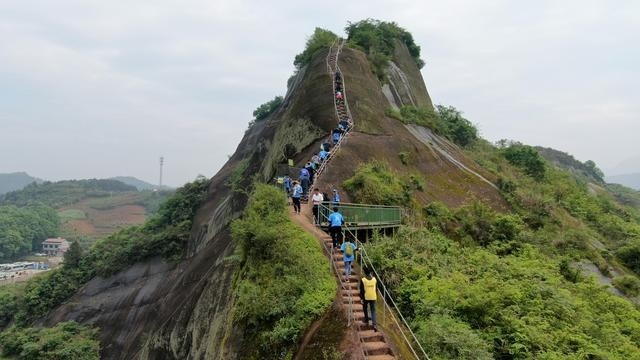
345,243,354,257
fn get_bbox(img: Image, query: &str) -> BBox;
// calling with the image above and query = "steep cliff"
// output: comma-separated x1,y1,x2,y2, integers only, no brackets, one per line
42,28,506,359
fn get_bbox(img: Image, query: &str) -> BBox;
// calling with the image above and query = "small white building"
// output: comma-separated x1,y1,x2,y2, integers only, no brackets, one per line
41,237,70,256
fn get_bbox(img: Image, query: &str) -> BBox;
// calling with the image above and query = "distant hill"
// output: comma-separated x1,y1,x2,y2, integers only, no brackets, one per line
0,178,137,208
535,146,605,184
0,172,43,195
109,176,169,191
0,177,174,249
607,173,640,190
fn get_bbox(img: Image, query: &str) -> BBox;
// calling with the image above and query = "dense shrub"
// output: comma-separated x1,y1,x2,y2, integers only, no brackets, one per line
366,229,640,359
294,27,338,69
389,105,478,147
435,105,478,147
346,19,424,81
0,203,59,260
343,161,409,206
230,184,334,359
415,314,492,360
252,96,283,122
617,241,640,274
501,144,546,181
613,275,640,296
0,321,99,359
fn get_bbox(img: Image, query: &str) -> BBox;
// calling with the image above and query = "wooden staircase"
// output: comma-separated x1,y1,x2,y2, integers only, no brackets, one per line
324,236,396,359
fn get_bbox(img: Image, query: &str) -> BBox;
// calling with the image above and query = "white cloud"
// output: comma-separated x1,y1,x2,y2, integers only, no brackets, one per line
0,0,638,185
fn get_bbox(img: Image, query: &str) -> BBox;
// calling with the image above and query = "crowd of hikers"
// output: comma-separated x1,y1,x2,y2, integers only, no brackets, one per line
275,70,378,331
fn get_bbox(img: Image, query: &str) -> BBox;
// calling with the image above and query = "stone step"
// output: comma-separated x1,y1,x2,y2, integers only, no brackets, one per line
366,355,395,360
343,296,361,304
358,330,385,342
363,341,393,356
341,289,359,297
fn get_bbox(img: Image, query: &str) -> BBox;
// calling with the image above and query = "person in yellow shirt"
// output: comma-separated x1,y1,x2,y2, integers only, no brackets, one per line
359,267,378,331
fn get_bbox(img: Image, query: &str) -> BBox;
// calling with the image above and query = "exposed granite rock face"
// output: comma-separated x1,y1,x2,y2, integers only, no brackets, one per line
385,39,433,109
43,47,341,360
41,37,503,359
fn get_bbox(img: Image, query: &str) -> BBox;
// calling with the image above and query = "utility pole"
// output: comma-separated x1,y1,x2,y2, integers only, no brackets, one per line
159,156,164,188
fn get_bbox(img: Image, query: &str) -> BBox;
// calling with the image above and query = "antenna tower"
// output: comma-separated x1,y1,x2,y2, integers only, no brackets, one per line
159,156,164,187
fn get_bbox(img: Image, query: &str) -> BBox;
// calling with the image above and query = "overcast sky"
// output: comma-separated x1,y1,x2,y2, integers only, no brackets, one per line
1,0,638,186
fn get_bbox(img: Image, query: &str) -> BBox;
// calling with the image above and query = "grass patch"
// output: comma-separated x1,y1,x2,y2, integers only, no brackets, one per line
58,209,86,221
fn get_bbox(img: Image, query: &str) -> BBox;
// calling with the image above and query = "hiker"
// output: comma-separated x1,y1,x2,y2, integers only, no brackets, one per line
291,181,302,214
305,162,315,186
311,188,323,225
299,167,310,195
335,72,341,82
311,153,321,167
336,91,343,100
332,189,341,204
359,267,378,331
283,175,292,194
332,128,343,144
341,238,357,278
321,140,332,152
319,149,330,161
328,206,344,249
339,119,351,131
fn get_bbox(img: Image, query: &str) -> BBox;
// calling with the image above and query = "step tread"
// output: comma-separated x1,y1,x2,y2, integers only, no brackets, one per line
366,355,395,360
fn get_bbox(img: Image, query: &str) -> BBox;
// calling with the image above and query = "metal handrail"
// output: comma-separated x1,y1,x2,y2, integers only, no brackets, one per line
344,225,431,360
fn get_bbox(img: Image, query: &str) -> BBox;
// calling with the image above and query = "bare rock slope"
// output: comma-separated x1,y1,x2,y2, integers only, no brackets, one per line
44,40,506,359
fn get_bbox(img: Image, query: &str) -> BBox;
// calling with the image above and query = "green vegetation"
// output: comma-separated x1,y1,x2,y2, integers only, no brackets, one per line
230,184,335,359
398,151,411,166
613,275,640,296
607,183,640,210
252,96,284,123
58,209,86,221
0,179,136,208
225,158,250,194
0,321,99,359
294,27,338,69
0,284,24,328
0,203,59,260
367,228,640,358
0,172,41,195
500,142,547,181
348,103,640,357
344,161,410,206
535,147,605,184
388,105,478,147
346,19,424,81
0,177,209,327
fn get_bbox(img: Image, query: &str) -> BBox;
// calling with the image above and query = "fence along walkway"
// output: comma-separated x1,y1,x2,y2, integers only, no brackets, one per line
318,202,401,231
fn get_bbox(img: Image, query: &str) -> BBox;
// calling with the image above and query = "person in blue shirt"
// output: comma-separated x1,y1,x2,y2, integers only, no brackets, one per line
332,189,341,204
299,167,310,196
340,239,357,279
328,207,344,249
283,176,292,194
291,181,303,214
319,149,329,160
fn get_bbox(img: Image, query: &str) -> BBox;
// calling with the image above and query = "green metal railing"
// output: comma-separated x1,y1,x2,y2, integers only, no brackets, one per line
318,202,401,230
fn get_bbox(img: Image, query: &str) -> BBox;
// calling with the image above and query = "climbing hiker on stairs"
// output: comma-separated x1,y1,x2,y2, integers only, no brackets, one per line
360,267,378,332
328,206,344,249
340,238,357,279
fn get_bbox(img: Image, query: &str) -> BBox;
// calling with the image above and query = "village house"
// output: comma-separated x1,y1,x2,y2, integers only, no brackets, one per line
41,237,70,256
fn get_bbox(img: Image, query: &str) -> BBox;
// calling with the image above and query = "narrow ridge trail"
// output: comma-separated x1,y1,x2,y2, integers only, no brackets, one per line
290,39,397,360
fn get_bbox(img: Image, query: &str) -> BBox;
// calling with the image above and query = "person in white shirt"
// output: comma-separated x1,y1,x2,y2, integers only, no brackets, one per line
311,188,324,225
